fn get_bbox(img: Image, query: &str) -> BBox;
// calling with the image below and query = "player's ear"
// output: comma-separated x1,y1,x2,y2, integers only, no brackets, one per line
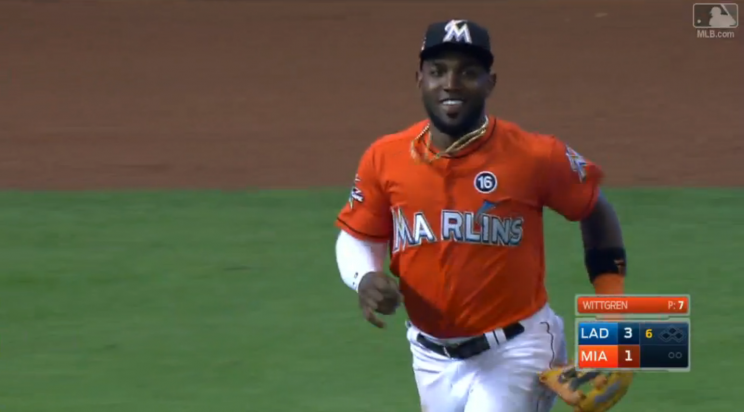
485,72,497,96
415,69,423,89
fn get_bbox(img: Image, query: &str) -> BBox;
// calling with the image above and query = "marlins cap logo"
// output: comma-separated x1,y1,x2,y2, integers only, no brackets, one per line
443,20,472,44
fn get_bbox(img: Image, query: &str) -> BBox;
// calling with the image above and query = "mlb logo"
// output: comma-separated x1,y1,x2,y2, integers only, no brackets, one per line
693,3,738,28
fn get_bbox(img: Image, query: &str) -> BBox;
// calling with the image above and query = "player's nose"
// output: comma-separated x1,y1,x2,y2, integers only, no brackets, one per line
442,72,463,90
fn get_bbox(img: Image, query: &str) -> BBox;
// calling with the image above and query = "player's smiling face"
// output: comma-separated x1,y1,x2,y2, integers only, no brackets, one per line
417,48,496,137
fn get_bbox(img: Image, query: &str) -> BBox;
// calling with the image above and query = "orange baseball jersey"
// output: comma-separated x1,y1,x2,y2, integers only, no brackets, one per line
336,116,604,338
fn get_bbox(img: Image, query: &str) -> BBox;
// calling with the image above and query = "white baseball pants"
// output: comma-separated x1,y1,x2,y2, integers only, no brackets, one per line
405,304,568,412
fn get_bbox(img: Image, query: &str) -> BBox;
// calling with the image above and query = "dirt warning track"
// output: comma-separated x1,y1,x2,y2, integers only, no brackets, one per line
1,0,742,190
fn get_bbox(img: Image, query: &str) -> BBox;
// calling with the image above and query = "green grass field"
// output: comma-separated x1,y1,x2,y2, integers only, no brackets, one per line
1,188,741,412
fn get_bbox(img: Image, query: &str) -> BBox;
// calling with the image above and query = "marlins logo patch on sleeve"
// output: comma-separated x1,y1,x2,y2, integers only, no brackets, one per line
348,174,364,208
565,146,588,183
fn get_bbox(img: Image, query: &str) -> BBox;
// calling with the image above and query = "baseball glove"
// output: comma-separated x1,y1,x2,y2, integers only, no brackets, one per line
539,365,633,412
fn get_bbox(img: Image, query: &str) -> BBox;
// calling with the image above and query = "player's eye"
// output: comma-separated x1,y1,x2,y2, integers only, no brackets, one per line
461,67,481,79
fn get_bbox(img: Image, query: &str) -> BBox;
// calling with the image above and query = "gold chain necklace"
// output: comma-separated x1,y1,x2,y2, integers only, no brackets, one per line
410,116,490,163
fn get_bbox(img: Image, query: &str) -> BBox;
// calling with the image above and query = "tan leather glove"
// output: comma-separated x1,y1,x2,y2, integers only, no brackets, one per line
539,365,633,412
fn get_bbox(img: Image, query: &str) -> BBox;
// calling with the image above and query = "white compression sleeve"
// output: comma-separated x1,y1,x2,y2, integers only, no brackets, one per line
335,230,387,292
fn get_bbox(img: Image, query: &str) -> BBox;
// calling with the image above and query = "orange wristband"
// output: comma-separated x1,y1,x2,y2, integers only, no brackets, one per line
592,273,625,295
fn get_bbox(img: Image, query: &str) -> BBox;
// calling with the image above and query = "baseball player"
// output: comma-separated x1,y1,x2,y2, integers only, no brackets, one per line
334,19,632,412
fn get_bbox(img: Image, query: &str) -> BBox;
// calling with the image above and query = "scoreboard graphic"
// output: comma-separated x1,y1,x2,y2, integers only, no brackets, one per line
575,295,691,372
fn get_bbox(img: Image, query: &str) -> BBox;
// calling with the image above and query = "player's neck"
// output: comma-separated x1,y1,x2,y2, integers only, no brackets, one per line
429,115,489,152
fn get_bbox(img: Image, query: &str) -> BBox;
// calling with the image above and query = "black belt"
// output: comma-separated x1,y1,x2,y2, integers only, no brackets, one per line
416,323,525,360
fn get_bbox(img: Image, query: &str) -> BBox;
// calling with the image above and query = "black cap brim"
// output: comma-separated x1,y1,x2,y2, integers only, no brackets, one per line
419,43,494,69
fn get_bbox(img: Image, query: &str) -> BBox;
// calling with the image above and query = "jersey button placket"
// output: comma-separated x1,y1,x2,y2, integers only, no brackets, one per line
440,159,456,333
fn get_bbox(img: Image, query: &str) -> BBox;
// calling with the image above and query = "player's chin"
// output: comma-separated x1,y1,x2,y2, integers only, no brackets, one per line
433,112,473,135
436,104,466,121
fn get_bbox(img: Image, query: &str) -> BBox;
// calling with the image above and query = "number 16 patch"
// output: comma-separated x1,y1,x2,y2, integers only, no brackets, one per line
474,171,498,194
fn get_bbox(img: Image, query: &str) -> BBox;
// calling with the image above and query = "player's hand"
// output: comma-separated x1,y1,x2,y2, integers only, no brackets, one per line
357,271,402,328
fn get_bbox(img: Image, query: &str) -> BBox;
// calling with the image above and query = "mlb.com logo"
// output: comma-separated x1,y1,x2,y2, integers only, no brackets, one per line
693,3,738,39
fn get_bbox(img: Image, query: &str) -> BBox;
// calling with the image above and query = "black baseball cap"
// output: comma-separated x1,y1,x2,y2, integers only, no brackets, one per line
419,19,493,69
